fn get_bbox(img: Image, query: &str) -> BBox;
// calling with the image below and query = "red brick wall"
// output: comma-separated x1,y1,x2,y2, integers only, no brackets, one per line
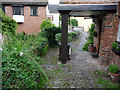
5,6,46,34
99,13,119,65
5,6,13,18
109,51,120,69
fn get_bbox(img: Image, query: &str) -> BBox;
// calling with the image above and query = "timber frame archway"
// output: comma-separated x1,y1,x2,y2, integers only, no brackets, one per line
49,4,117,64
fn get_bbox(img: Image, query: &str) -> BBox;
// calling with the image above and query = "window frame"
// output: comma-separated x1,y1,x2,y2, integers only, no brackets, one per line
117,18,120,42
2,5,5,13
12,6,24,15
30,6,38,16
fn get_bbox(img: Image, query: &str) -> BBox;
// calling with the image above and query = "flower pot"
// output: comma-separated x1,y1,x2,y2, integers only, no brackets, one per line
109,72,120,82
88,46,96,53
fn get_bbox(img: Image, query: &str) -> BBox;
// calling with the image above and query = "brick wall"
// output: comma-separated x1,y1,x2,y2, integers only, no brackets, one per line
109,51,120,69
5,6,12,18
99,13,119,65
5,6,46,34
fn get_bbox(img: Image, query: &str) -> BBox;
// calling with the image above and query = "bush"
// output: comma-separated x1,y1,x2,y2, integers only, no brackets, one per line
71,19,78,27
2,32,48,88
82,41,91,51
43,27,61,47
40,19,55,30
55,31,79,44
68,32,78,39
108,64,119,73
0,8,17,35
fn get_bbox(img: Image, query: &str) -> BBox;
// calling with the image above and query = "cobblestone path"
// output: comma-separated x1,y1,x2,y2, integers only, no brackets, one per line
41,28,115,88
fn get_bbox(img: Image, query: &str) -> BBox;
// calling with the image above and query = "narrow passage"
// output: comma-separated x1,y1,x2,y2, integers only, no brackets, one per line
41,28,115,88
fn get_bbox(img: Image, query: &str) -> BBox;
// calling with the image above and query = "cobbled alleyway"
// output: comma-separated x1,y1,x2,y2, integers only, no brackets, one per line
41,28,115,88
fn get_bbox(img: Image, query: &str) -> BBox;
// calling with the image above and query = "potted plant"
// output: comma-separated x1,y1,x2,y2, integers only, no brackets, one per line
112,42,120,56
108,64,120,82
88,44,96,53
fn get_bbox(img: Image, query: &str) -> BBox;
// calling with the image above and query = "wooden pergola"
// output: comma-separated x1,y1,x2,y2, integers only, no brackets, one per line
49,4,117,64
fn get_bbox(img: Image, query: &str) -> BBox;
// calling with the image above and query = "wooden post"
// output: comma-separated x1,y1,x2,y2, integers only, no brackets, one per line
58,10,71,64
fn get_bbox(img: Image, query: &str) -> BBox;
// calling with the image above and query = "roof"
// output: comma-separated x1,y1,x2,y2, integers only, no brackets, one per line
0,0,48,6
49,4,117,17
60,0,119,4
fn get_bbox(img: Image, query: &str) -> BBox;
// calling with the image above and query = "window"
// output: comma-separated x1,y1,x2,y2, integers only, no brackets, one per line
2,5,5,13
12,6,24,15
31,6,38,16
117,18,120,42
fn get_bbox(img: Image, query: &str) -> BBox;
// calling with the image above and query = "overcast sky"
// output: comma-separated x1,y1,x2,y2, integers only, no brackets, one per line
48,0,60,4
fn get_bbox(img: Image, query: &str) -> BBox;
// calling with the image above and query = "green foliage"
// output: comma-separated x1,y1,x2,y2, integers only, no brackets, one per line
55,33,61,43
108,64,119,73
112,42,120,50
68,32,78,39
82,41,91,51
40,19,55,30
43,27,61,47
95,77,119,88
82,23,95,51
2,32,48,88
0,8,17,35
71,19,78,27
55,31,79,44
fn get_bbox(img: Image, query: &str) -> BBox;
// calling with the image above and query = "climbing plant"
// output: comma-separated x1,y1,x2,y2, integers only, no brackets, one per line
0,8,17,35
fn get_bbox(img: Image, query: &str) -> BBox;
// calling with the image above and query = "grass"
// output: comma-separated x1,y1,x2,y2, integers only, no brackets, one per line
93,70,119,88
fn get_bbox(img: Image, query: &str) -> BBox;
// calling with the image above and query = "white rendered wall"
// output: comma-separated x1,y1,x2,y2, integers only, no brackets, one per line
47,0,60,26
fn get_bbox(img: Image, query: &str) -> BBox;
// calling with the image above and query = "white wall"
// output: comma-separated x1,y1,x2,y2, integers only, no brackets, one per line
71,17,93,31
47,0,60,26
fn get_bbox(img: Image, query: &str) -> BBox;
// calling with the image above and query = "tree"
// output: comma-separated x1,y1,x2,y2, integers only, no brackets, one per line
71,19,78,27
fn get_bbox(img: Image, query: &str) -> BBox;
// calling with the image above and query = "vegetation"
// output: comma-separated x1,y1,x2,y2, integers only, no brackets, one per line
40,19,55,30
70,19,78,27
82,23,95,51
1,9,48,88
42,27,61,47
55,31,79,44
0,8,17,35
112,42,120,55
112,42,120,50
108,64,119,74
94,70,119,88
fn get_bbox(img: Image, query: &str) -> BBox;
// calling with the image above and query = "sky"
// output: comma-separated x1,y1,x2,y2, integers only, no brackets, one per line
48,0,60,4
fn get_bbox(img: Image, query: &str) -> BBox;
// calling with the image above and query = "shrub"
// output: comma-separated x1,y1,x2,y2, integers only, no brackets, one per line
71,19,78,27
43,27,61,47
2,32,48,88
82,23,95,51
0,8,17,35
82,41,91,51
40,19,55,30
68,32,78,39
112,42,120,50
108,64,119,73
55,31,79,44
